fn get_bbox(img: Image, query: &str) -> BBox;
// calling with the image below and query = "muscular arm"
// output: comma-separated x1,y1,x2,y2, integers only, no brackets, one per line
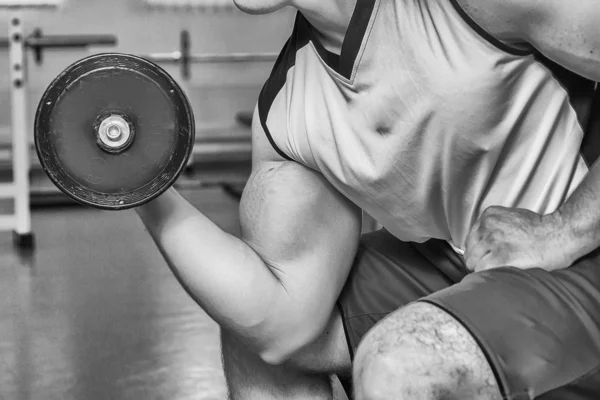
517,1,600,260
135,107,361,363
459,0,600,263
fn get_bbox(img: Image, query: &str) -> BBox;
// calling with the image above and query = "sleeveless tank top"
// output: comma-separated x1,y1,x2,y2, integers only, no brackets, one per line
258,0,595,251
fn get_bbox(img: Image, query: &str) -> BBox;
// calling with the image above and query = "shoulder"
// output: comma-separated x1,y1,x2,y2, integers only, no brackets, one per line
452,0,548,45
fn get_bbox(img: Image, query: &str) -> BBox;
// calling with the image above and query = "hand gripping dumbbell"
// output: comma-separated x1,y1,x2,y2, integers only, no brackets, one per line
35,53,195,209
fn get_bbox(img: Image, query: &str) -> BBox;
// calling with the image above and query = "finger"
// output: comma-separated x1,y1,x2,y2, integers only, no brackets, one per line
465,232,493,271
464,222,481,257
483,205,507,216
464,225,494,271
465,245,491,272
474,249,513,273
464,213,486,254
473,251,499,273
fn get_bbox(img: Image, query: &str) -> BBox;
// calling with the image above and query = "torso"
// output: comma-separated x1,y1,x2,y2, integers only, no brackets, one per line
258,0,595,251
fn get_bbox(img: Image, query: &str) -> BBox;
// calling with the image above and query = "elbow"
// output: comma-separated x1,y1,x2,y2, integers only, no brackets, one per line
256,313,329,366
259,348,288,367
233,291,335,366
259,342,300,366
258,337,309,366
223,314,316,365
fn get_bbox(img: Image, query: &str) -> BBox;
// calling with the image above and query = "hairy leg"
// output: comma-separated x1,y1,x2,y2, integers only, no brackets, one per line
353,302,502,400
222,308,351,400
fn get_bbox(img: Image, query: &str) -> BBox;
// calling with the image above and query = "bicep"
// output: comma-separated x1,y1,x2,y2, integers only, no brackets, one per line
239,151,361,356
243,103,361,344
246,104,362,277
240,160,362,303
232,105,361,359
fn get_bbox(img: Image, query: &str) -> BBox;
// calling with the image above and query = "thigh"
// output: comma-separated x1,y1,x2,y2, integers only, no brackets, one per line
423,247,600,399
337,229,468,356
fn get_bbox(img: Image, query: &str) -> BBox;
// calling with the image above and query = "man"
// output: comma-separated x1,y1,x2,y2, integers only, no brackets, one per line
135,0,600,398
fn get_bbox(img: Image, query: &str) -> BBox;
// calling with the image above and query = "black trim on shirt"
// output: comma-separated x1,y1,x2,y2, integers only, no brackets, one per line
449,0,532,57
338,0,377,79
298,1,376,79
257,14,310,162
296,15,341,72
257,3,378,159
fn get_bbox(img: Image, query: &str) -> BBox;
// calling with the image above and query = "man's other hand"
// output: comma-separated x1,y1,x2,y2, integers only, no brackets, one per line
464,206,575,273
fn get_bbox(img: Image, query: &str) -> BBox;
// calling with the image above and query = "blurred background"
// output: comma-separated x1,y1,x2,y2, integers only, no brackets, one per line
0,0,294,138
0,1,376,398
0,1,294,399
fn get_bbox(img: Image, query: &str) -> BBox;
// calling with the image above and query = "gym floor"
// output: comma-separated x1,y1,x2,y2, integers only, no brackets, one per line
0,185,352,400
0,187,233,400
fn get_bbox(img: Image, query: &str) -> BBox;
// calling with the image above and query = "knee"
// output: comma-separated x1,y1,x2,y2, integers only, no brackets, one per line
352,303,501,400
354,348,466,400
354,351,400,400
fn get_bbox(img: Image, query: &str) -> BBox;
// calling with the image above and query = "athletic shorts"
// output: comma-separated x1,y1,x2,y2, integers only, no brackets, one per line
337,229,600,400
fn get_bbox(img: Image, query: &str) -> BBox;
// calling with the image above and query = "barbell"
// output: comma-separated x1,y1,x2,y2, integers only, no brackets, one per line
35,53,195,210
0,28,277,75
143,30,278,79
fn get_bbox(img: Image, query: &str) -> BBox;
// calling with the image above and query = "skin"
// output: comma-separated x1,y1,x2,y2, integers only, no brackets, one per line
353,303,504,400
136,106,361,365
135,0,360,369
232,0,289,15
233,0,356,51
136,0,600,398
464,206,574,272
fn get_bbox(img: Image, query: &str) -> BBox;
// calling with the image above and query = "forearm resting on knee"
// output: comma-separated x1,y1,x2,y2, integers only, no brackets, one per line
135,188,331,364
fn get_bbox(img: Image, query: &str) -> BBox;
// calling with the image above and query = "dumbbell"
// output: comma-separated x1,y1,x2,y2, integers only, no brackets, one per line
35,53,195,210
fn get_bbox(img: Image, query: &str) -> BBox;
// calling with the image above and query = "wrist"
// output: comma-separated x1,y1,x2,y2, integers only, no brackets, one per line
548,207,598,264
135,187,180,227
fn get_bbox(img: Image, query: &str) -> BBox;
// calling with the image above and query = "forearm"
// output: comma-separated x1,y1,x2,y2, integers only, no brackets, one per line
135,188,290,352
554,159,600,261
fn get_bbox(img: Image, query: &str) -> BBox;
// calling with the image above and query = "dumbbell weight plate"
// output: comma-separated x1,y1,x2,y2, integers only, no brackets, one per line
35,53,195,210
